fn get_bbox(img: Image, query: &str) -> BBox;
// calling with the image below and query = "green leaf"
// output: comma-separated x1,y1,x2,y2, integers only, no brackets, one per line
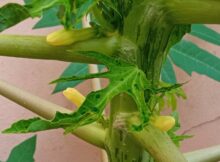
0,3,29,32
191,24,220,46
4,52,152,134
170,40,220,82
161,57,177,83
1,0,74,31
53,63,89,93
33,6,60,29
150,82,186,113
160,24,190,83
168,112,192,147
3,118,53,133
6,135,36,162
75,0,96,20
24,0,60,17
2,0,102,31
53,63,105,93
27,0,97,28
171,134,192,143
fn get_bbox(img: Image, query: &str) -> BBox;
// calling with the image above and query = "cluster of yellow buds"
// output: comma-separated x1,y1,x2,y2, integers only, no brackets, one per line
46,27,96,46
63,88,85,107
150,115,175,132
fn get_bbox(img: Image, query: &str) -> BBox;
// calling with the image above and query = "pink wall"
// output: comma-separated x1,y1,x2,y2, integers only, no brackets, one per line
179,26,220,152
0,1,220,161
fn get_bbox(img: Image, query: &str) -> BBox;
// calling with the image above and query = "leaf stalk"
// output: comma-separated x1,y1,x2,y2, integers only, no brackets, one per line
0,34,119,64
166,0,220,24
0,79,106,148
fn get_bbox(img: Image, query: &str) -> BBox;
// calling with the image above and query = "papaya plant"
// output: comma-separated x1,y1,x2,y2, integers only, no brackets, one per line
0,0,220,162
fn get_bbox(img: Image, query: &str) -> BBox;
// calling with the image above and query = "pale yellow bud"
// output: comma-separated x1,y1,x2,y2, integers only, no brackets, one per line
46,28,96,46
151,116,175,132
47,29,75,46
63,88,85,107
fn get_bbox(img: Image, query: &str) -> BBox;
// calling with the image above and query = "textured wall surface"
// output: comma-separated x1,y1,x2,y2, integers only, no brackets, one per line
0,1,220,161
179,26,220,152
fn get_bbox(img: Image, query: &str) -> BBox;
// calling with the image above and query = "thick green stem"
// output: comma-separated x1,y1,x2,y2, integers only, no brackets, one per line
166,0,220,24
105,94,145,162
0,79,106,148
185,145,220,162
129,120,187,162
124,0,189,86
0,35,119,63
121,1,189,161
105,94,187,162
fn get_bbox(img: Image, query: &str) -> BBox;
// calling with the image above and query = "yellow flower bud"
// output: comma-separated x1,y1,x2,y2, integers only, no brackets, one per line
63,88,85,107
46,28,96,46
151,116,175,132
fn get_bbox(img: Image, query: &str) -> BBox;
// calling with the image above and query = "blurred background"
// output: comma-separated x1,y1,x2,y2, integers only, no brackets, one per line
0,0,220,162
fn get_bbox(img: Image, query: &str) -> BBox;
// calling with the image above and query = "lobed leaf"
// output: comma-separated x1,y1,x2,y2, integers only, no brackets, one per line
170,40,220,82
4,51,152,134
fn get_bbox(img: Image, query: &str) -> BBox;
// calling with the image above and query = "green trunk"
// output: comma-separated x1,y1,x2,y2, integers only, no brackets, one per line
105,94,153,162
105,94,144,162
104,1,189,161
123,0,190,85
